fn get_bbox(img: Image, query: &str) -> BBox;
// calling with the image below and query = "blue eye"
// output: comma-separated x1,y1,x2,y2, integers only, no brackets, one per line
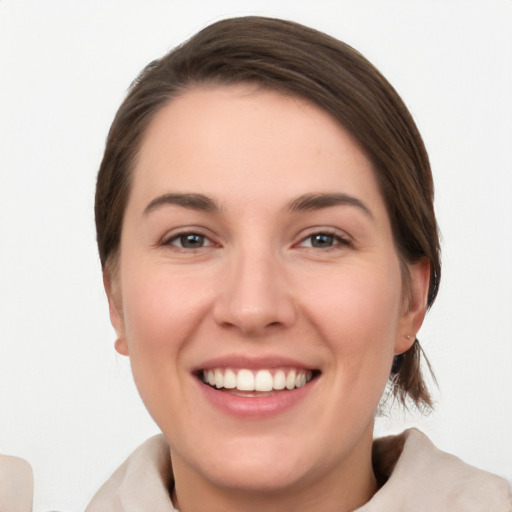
168,233,212,249
308,234,335,248
299,232,350,249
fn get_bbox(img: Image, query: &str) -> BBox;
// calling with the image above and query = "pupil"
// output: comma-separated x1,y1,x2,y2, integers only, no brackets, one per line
181,234,204,248
312,234,333,247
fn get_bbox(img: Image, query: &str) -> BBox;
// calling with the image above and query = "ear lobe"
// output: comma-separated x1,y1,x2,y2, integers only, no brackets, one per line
114,337,129,356
396,258,430,354
103,268,129,356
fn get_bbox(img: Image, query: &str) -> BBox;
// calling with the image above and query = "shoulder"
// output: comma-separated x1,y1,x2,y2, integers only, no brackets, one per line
85,434,177,512
0,453,33,512
362,429,511,512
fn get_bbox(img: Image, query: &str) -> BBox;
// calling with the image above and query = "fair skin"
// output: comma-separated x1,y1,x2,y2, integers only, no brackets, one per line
106,84,429,512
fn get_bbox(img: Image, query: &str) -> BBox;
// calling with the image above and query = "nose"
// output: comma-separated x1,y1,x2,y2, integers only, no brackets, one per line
213,248,297,336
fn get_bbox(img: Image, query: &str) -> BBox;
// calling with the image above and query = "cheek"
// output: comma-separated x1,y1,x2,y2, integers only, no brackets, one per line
302,260,403,372
121,264,205,343
117,266,212,423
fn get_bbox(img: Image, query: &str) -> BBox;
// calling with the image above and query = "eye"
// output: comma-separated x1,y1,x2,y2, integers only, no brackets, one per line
166,232,214,249
298,232,351,249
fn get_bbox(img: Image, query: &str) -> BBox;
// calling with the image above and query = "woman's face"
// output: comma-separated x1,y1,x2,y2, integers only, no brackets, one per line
107,85,428,498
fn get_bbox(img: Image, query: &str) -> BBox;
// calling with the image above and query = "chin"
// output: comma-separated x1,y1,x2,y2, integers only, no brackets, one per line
199,451,313,493
171,427,335,494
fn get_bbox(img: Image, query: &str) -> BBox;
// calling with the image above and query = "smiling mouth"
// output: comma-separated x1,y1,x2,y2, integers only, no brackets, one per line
199,368,320,395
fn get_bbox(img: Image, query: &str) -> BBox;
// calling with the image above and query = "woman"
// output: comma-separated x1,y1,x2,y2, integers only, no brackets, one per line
87,16,510,511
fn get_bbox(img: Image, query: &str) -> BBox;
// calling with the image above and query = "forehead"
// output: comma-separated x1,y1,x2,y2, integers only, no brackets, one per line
130,84,384,214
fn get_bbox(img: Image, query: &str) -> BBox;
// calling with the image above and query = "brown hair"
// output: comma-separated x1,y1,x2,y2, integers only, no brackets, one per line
95,16,441,410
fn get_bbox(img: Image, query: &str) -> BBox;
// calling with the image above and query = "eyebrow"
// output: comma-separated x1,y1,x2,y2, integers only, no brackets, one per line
143,193,219,215
143,191,373,219
288,193,374,219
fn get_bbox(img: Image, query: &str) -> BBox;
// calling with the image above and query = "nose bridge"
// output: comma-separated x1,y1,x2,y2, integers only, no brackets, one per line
214,240,295,334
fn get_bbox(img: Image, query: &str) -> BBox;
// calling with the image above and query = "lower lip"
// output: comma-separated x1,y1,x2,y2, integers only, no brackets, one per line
197,377,318,418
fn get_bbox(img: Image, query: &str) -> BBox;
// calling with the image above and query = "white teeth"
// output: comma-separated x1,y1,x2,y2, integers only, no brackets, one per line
214,369,223,388
223,369,236,389
237,369,255,391
273,370,286,390
286,370,296,390
202,368,313,392
254,370,273,392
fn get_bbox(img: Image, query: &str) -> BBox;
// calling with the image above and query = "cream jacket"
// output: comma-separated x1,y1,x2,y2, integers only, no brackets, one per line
86,429,511,511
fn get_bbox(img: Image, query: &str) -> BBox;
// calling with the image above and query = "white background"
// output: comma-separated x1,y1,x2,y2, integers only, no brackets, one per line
1,1,511,510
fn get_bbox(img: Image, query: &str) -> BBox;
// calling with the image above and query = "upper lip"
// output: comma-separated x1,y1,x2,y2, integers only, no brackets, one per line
192,354,319,372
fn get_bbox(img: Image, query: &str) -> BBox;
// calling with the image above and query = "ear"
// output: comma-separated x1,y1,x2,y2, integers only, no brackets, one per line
103,268,129,356
395,258,430,355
